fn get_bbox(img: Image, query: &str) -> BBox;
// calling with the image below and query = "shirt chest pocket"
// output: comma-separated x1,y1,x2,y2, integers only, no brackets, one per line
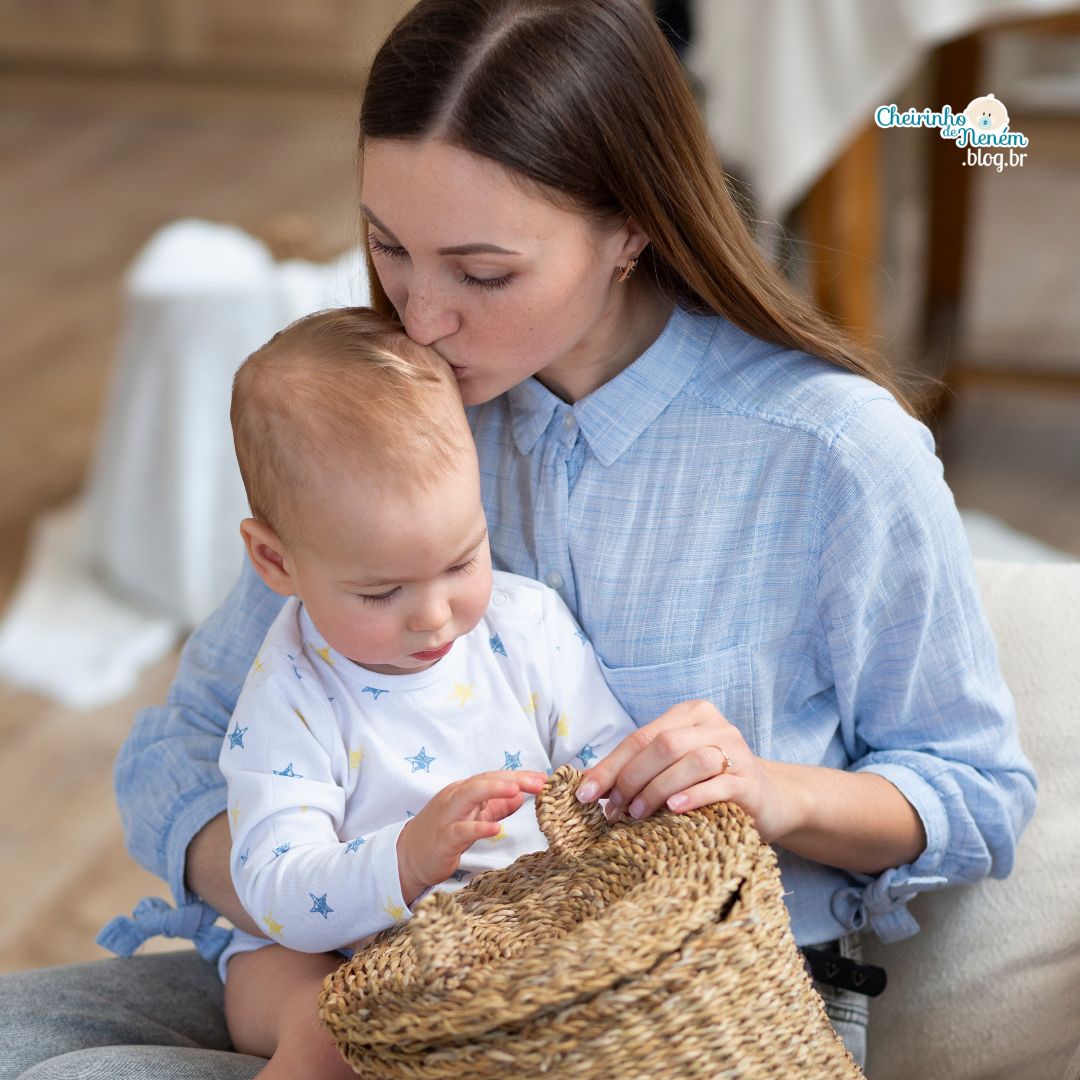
596,643,766,759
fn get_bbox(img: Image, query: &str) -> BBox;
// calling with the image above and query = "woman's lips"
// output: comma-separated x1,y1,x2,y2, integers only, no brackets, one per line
410,641,453,662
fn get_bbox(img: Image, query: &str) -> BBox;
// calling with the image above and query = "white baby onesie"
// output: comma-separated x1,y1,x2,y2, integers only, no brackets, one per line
218,570,635,973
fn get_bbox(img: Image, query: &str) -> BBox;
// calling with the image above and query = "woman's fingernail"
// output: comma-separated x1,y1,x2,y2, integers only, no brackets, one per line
608,789,626,808
576,781,599,803
629,798,646,819
668,794,689,811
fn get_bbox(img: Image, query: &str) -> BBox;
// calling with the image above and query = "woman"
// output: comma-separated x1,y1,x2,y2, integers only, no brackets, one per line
2,1,1034,1076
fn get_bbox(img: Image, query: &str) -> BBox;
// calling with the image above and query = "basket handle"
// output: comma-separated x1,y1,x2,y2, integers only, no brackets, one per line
534,764,612,858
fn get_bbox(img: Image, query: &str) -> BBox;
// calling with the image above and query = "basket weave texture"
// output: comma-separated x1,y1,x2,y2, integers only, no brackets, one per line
319,765,864,1079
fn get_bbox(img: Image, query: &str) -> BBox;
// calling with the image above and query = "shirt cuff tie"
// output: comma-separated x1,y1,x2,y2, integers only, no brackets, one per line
832,869,949,943
96,895,233,964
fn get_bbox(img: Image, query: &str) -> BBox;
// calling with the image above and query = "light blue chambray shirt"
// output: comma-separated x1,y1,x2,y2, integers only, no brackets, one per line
111,305,1035,955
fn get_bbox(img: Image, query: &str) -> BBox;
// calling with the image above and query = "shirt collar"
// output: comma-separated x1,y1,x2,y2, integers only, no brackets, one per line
506,306,719,467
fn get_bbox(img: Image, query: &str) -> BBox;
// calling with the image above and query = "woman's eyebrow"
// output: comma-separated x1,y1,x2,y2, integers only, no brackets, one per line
361,206,399,241
436,242,522,256
361,206,520,257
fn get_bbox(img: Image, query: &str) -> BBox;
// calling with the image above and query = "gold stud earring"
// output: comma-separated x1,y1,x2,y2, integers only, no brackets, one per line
617,257,638,283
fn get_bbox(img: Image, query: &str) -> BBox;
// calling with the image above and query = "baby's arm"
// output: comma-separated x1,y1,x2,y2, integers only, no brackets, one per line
222,658,547,946
220,660,417,951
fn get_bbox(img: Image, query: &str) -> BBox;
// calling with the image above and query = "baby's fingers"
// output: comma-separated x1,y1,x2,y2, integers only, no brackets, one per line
448,819,503,847
461,770,546,806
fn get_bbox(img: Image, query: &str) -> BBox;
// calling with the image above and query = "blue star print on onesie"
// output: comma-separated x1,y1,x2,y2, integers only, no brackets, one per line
405,747,436,773
228,724,248,749
503,751,522,770
309,893,334,918
576,745,598,768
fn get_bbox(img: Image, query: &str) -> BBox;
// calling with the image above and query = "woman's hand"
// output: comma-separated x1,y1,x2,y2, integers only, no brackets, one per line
575,699,928,874
575,699,800,844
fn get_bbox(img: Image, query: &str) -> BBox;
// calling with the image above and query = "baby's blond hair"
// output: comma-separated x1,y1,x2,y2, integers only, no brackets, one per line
231,307,471,549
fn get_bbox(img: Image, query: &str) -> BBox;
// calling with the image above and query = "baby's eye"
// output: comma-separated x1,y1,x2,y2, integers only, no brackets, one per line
357,587,401,606
448,556,477,575
368,235,407,260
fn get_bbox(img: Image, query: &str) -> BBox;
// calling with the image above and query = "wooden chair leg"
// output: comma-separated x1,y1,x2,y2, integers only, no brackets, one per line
921,33,980,424
799,122,881,347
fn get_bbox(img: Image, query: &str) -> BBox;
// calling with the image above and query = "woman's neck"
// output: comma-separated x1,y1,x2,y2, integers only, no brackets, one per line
536,284,675,404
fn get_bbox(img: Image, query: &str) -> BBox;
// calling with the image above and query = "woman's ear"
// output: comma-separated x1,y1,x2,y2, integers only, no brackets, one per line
240,518,296,597
616,215,651,265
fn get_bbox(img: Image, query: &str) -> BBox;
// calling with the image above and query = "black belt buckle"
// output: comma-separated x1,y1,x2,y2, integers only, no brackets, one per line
801,943,887,998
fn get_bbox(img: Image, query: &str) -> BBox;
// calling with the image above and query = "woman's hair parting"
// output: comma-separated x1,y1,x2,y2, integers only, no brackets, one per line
360,0,914,413
231,306,470,547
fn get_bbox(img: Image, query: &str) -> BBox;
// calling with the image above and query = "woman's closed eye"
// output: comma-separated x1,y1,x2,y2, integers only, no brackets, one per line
369,234,513,290
368,234,407,260
460,269,514,290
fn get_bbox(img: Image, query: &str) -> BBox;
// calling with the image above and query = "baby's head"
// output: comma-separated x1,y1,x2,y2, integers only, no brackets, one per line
231,307,493,675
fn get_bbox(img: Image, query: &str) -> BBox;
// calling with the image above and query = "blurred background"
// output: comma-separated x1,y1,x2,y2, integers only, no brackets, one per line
1,0,1078,975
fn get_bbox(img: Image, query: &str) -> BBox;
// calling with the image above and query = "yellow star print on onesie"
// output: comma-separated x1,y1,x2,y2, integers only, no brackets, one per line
449,682,475,708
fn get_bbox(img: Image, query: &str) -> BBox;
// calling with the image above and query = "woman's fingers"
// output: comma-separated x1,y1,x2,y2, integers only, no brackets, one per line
578,701,743,811
575,704,704,803
606,738,741,823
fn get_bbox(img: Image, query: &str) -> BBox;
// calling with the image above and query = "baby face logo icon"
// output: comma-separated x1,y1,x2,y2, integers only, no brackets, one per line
964,93,1010,134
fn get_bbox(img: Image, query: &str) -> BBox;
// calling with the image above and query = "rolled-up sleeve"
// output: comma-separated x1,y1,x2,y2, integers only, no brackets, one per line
114,559,285,909
816,397,1037,942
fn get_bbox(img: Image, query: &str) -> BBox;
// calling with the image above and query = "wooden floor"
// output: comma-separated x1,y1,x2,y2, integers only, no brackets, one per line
0,72,1077,976
0,71,360,974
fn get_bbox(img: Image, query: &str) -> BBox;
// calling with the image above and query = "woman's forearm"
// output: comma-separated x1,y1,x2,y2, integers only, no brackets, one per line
186,812,265,937
765,762,927,875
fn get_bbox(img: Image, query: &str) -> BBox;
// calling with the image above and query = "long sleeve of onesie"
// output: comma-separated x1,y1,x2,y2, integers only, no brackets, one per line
220,657,411,953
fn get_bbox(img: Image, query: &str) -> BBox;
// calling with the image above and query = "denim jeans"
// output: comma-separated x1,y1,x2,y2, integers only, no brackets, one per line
812,933,871,1070
2,941,869,1077
0,951,264,1080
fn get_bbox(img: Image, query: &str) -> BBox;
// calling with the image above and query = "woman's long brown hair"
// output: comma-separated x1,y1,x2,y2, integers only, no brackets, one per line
360,0,913,413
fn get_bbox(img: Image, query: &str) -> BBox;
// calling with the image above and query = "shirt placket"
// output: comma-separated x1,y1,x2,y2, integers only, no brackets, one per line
534,405,580,615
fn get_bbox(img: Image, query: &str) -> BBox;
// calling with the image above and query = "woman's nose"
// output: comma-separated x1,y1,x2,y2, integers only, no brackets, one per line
402,284,460,346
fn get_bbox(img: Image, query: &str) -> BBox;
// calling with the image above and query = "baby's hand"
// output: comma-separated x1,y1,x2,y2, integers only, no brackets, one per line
396,770,547,905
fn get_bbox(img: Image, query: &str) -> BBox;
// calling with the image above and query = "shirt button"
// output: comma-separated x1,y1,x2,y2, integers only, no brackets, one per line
492,590,509,606
563,413,576,430
546,572,564,590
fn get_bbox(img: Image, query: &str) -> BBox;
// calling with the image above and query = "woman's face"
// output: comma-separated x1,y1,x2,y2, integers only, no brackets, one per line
360,138,651,405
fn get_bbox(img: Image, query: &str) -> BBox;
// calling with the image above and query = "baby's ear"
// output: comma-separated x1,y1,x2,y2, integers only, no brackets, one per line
240,518,296,597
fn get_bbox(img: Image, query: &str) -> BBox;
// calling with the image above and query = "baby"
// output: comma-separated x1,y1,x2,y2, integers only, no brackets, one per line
220,307,636,1077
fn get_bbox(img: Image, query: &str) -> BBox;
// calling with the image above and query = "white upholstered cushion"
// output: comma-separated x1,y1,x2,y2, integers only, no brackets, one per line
864,560,1080,1080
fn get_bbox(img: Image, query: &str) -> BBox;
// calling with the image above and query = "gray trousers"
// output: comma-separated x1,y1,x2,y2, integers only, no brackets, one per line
0,951,264,1080
0,946,868,1077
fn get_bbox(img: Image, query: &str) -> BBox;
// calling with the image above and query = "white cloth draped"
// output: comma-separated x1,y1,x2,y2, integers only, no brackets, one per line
0,220,368,709
689,0,1080,220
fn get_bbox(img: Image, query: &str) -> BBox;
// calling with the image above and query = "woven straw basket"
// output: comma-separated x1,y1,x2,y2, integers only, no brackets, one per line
319,765,864,1079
